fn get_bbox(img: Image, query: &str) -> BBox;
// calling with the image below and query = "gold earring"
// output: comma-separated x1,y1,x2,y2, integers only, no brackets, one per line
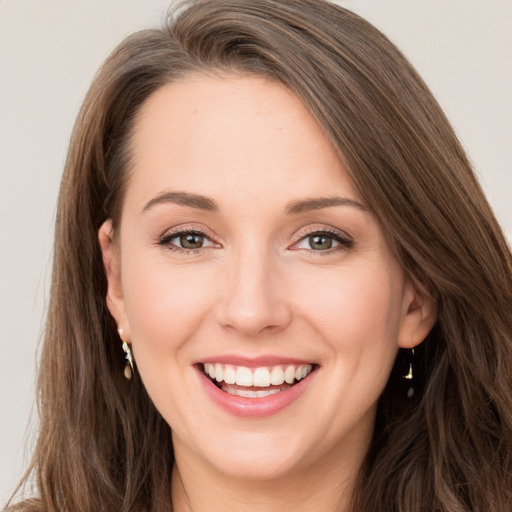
118,328,134,380
403,348,414,398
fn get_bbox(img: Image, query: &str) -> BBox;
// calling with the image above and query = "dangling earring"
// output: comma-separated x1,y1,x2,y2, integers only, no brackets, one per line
118,328,134,380
403,348,414,398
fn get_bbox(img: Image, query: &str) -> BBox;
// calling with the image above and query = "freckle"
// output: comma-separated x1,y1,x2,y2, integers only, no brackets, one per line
193,108,198,114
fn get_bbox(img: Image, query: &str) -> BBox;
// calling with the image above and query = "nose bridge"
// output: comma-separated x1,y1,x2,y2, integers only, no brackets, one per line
216,239,290,336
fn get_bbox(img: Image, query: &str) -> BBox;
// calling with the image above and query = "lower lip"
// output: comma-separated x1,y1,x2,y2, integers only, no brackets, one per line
197,367,316,418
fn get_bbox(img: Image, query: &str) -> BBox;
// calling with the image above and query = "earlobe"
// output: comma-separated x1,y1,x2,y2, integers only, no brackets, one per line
397,283,437,349
98,220,130,336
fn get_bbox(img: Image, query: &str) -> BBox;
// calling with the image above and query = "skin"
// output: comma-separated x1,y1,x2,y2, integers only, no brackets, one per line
99,75,436,511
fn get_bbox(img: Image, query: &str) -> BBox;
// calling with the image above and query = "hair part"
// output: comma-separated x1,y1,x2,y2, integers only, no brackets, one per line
8,1,512,510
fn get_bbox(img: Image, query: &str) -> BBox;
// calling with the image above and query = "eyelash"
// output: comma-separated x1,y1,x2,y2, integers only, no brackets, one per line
157,227,353,254
291,228,353,254
158,229,218,254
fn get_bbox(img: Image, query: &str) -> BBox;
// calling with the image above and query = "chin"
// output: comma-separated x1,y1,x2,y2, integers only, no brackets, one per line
179,425,312,481
210,445,306,482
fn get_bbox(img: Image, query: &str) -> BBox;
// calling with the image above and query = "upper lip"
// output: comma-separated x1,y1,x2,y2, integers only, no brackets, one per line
197,355,317,368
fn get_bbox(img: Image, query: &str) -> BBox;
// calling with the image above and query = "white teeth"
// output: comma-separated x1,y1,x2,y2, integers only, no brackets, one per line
236,366,253,386
222,385,285,398
220,381,292,398
253,367,271,387
202,362,314,388
223,365,236,385
214,363,223,382
284,365,296,384
256,389,280,397
270,366,284,385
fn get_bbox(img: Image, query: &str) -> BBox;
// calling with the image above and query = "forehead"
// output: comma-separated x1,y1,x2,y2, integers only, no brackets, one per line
125,74,359,211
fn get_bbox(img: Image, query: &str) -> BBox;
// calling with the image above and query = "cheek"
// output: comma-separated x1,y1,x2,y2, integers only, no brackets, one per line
121,255,218,364
120,254,221,426
295,261,405,358
293,262,405,433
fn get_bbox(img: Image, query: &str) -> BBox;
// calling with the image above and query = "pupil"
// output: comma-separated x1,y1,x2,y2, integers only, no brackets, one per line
181,233,203,249
310,235,332,250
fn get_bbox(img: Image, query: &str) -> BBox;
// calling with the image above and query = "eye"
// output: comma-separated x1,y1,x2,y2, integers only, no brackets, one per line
173,232,208,249
159,230,217,251
292,230,352,252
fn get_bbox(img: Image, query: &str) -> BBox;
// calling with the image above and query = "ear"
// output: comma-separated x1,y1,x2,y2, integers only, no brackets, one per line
397,281,437,349
98,219,131,340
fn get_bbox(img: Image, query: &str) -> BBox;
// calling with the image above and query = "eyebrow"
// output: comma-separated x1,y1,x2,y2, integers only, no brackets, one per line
142,191,220,213
142,191,366,215
285,196,367,214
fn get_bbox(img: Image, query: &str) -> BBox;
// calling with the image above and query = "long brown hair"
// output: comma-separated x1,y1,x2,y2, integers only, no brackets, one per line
8,1,512,510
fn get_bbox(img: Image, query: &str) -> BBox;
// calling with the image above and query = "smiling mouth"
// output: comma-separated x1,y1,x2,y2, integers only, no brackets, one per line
201,363,316,398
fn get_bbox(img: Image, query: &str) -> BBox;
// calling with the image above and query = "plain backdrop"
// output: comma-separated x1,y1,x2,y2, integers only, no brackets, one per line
1,0,511,502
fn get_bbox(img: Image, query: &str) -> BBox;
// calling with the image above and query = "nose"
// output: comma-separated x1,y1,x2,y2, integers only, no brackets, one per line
216,246,292,337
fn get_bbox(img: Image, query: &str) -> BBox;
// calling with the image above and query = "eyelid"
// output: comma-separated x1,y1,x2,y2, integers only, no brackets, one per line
168,231,216,248
159,222,218,238
289,224,353,251
155,223,352,253
157,224,221,250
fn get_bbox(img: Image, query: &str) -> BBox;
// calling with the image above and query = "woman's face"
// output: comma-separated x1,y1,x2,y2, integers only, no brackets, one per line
101,75,433,482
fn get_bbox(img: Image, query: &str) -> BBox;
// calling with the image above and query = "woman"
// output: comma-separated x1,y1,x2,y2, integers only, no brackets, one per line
7,0,512,510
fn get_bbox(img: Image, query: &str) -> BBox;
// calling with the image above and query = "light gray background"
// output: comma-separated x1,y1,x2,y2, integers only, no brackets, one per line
1,0,511,502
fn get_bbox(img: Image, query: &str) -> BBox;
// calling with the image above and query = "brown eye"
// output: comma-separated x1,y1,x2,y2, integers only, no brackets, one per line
292,230,352,252
159,230,216,252
179,233,204,249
